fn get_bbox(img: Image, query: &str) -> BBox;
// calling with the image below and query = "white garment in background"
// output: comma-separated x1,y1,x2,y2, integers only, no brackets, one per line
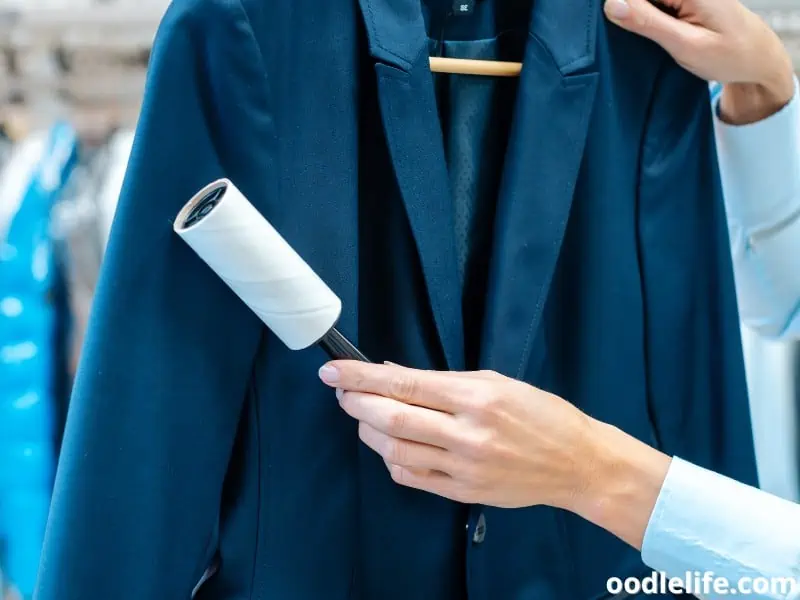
740,325,799,502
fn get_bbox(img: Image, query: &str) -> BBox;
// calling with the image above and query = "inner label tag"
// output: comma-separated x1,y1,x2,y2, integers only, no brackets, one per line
452,0,475,15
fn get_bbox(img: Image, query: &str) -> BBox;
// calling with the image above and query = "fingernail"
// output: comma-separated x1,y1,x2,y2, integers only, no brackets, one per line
318,364,340,384
605,0,630,20
384,361,397,366
336,388,343,401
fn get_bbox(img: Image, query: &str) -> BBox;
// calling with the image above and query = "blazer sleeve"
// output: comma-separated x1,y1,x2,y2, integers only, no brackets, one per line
712,77,800,340
636,59,758,486
35,1,275,598
641,458,800,599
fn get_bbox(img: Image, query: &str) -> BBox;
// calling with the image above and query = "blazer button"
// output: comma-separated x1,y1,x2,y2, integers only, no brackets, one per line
472,512,486,544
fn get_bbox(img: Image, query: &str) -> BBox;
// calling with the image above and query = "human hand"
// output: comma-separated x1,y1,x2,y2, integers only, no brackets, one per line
604,0,795,124
319,361,673,548
317,361,597,510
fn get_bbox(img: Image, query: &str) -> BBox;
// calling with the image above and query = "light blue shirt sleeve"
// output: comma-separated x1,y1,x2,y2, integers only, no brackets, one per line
713,78,800,340
642,457,800,599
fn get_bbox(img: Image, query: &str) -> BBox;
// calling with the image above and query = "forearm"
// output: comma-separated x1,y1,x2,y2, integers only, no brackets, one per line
720,30,795,125
567,420,671,550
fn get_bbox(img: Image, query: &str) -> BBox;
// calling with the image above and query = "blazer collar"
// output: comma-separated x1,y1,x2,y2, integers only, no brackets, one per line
479,0,602,379
357,0,601,377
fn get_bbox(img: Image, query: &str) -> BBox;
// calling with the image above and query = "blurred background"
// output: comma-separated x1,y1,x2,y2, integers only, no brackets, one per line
0,3,164,598
0,1,798,599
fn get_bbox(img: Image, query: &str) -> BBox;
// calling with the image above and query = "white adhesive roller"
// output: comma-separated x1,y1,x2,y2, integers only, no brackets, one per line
173,178,343,351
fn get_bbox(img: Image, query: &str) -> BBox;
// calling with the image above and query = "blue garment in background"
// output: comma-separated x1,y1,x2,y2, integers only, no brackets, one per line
0,122,78,598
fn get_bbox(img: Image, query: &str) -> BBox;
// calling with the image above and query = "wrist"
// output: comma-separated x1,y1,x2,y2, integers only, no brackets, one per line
720,35,795,125
567,419,671,550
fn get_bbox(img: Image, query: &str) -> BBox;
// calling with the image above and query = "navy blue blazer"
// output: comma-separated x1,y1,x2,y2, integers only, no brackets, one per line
36,0,757,598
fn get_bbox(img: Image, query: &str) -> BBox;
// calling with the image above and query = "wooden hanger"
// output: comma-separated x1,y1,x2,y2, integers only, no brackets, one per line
426,0,680,76
429,57,522,77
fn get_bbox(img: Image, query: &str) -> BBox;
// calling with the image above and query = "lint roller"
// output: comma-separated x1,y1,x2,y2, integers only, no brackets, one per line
173,178,369,362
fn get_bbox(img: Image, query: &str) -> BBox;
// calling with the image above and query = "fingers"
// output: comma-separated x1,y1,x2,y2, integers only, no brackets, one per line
339,390,464,449
320,361,470,412
385,464,470,503
604,0,701,55
359,422,459,474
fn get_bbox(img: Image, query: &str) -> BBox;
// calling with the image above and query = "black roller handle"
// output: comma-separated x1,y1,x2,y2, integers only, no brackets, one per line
318,327,371,363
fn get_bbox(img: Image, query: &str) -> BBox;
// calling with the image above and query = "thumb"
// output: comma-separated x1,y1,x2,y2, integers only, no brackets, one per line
604,0,696,54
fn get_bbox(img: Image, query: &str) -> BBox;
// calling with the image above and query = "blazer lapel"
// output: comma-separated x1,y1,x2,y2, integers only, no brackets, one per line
358,0,465,371
480,0,601,378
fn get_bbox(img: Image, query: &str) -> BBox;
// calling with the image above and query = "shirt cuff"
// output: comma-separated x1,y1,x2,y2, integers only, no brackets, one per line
641,457,800,594
714,76,800,232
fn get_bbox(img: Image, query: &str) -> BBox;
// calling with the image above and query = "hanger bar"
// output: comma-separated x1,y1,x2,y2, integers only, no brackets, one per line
429,57,522,77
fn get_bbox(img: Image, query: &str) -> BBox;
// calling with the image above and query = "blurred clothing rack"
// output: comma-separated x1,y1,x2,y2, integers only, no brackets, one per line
0,2,168,138
0,1,798,139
